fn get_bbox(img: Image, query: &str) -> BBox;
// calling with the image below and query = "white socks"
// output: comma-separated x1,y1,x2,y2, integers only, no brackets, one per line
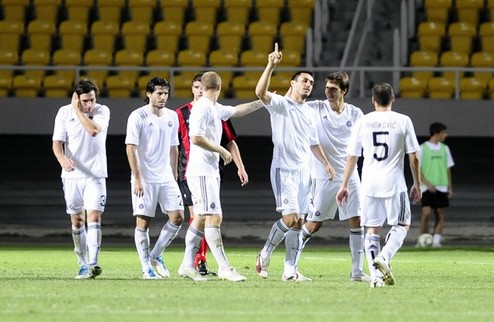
364,233,381,279
181,226,203,269
380,225,407,262
150,221,181,259
260,219,290,260
134,227,151,271
72,226,87,266
205,225,229,271
350,227,365,276
87,222,101,267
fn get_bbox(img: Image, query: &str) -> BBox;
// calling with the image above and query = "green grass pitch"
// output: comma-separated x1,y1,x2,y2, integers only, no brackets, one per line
0,245,493,322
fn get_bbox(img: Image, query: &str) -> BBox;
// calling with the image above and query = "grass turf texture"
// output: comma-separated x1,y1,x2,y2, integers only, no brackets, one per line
0,245,493,322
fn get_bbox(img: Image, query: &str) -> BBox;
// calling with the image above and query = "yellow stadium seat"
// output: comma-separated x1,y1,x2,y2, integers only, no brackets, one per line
1,0,29,21
417,21,445,52
52,49,81,82
113,49,144,82
410,50,438,80
224,0,251,26
83,49,113,88
479,22,494,52
21,48,50,79
239,49,265,79
177,50,207,81
32,0,61,22
216,21,246,53
13,74,42,97
399,77,427,98
470,51,494,86
269,73,290,95
0,76,12,96
105,74,136,97
424,0,452,23
440,51,469,80
59,20,87,52
427,77,455,99
128,0,156,23
43,74,73,97
172,74,195,98
288,0,315,26
153,20,182,53
65,0,93,23
0,20,23,52
487,78,494,99
489,0,494,20
0,49,18,78
160,0,188,26
97,0,125,22
121,21,151,52
248,21,277,53
91,21,119,52
209,49,238,87
280,21,307,55
185,21,214,53
192,0,220,23
144,50,173,88
460,77,485,99
256,0,284,25
27,20,56,51
232,75,257,99
448,22,476,54
456,0,483,25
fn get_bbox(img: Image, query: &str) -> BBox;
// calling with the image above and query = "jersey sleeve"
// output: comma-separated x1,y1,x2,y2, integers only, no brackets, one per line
221,119,238,147
404,117,420,154
188,103,208,137
170,111,180,147
346,118,363,157
52,106,67,142
125,111,140,146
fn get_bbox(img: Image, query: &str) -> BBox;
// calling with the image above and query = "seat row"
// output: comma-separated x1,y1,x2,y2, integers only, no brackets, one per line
400,76,494,99
0,0,315,27
423,0,493,25
417,20,494,54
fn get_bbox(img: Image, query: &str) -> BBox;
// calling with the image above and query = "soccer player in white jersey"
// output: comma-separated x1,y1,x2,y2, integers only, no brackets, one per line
125,77,185,279
52,78,109,279
255,43,335,281
177,71,263,282
336,83,422,288
292,72,370,282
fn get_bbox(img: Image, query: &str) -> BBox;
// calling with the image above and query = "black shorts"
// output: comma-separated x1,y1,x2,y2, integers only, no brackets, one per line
177,180,193,207
421,190,449,208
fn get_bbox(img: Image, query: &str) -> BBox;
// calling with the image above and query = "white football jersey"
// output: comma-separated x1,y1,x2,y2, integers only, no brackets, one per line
125,105,179,183
52,103,110,179
266,93,319,170
308,100,363,181
185,97,236,177
347,110,419,197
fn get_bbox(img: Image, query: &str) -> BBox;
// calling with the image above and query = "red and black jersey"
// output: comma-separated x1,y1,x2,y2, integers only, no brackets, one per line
176,102,238,181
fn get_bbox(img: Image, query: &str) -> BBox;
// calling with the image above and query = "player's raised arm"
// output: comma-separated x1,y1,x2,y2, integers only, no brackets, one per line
255,43,282,105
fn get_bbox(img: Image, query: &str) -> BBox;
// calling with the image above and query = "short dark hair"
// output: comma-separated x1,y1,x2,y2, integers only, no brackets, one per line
326,72,350,95
73,78,99,97
192,73,203,83
291,70,314,81
371,83,394,106
145,77,169,103
429,122,447,136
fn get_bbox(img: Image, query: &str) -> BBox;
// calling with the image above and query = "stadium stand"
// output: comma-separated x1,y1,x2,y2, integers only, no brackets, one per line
65,0,92,23
97,0,125,23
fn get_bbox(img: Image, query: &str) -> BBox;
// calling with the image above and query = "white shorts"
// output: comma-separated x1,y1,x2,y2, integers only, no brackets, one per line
187,175,222,216
62,177,106,215
131,180,184,217
360,191,412,227
270,166,311,216
307,178,360,222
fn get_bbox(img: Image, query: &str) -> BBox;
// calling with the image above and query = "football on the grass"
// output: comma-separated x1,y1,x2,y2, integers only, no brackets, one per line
418,233,433,248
